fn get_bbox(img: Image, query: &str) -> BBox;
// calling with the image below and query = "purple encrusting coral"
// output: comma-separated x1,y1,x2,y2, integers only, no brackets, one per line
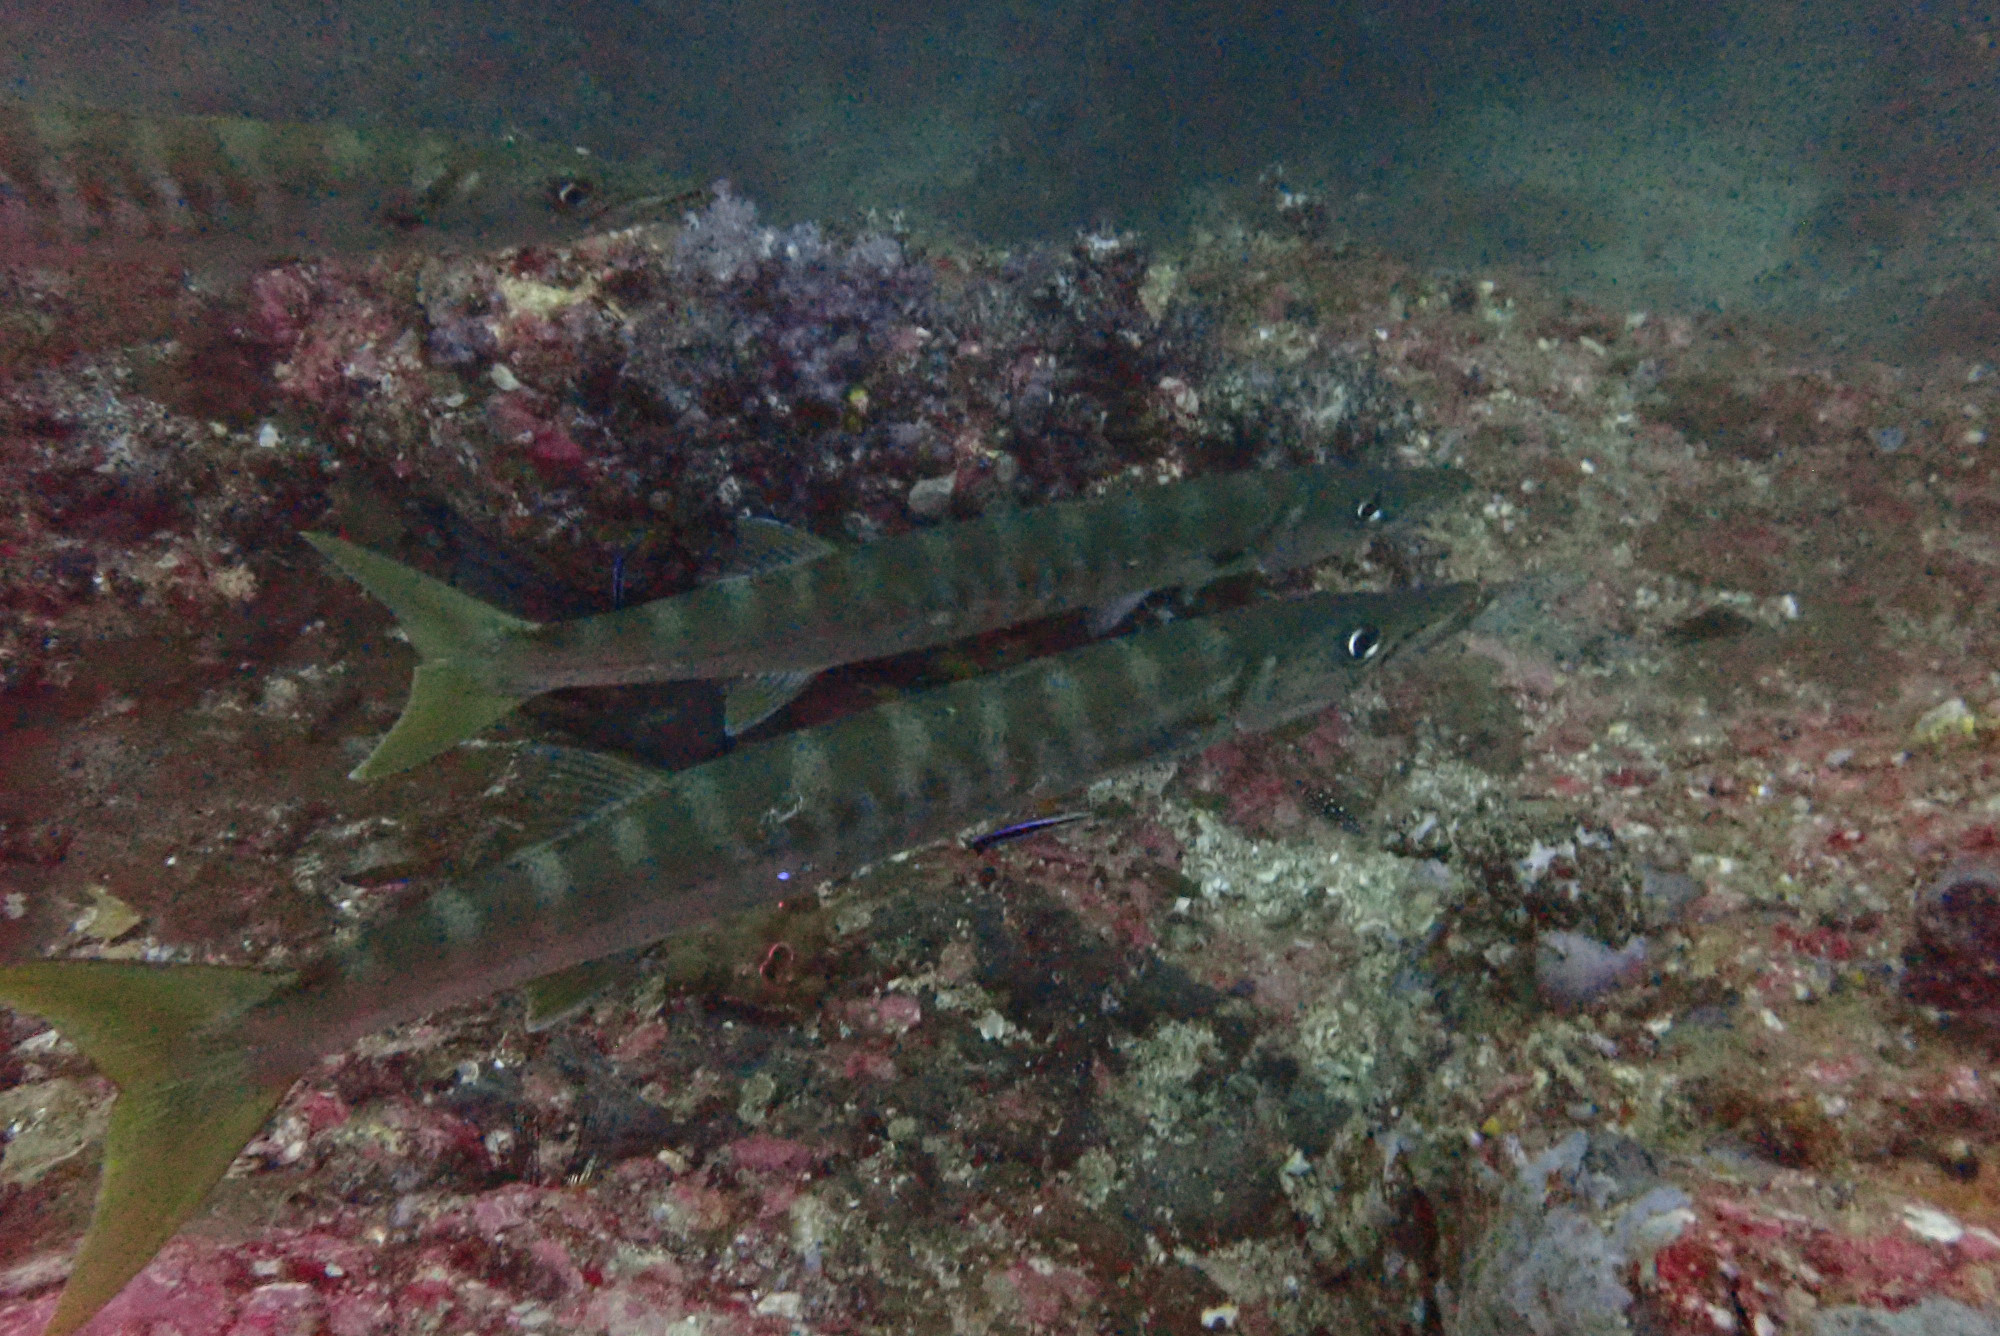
1535,931,1649,1008
599,186,1213,540
1452,1131,1693,1335
625,188,941,449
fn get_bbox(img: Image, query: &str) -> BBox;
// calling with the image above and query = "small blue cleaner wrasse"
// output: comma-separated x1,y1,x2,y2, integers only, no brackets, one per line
0,580,1478,1336
305,462,1467,776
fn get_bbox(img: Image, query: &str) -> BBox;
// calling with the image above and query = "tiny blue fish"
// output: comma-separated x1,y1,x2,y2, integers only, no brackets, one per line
966,812,1088,851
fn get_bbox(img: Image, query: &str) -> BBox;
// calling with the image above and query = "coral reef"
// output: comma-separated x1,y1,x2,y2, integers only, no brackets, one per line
218,185,1403,631
1449,1131,1692,1336
1905,856,2000,1029
4,182,2000,1336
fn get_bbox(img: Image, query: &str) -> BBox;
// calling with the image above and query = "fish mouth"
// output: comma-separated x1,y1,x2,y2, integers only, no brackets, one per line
1380,582,1487,662
589,184,717,230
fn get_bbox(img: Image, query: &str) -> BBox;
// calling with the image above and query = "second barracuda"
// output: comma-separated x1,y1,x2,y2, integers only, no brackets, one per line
308,462,1466,778
0,96,697,262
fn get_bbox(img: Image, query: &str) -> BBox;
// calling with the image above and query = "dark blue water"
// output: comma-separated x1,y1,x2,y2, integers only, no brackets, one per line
4,0,1994,356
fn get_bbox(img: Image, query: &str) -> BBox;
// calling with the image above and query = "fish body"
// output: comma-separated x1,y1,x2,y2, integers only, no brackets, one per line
308,462,1468,776
0,97,689,261
0,580,1478,1335
965,812,1089,850
258,581,1477,1060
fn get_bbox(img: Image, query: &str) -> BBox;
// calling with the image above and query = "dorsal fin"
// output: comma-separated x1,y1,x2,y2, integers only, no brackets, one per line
722,670,817,736
723,516,837,579
515,745,669,819
1085,589,1154,638
441,746,670,883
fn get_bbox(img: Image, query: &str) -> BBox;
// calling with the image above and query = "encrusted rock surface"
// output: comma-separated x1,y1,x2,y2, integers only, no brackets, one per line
3,186,2000,1334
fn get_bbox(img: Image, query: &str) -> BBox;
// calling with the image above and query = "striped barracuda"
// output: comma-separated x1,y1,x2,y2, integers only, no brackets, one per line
0,96,693,260
0,580,1477,1336
307,462,1467,777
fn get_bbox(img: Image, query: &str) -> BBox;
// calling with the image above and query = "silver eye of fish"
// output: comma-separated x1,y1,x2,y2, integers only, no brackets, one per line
1355,495,1385,523
1346,626,1382,660
549,178,597,214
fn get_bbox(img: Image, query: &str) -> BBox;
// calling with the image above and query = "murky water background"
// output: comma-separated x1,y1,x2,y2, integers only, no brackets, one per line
4,0,1994,358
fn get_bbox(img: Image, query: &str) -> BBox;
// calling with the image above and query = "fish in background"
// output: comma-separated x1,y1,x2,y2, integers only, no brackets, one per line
0,96,698,265
0,579,1481,1336
307,462,1469,777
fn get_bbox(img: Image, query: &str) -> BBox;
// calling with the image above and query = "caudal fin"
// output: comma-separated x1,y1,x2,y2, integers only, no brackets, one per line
0,961,297,1336
303,532,540,780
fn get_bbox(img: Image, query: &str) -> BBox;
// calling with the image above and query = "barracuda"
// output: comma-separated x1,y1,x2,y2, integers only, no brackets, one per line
0,96,695,260
308,462,1467,777
0,580,1477,1336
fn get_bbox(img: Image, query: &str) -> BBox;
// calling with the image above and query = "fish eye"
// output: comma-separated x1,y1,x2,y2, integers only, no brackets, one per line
1345,626,1382,660
549,178,596,214
1355,495,1384,523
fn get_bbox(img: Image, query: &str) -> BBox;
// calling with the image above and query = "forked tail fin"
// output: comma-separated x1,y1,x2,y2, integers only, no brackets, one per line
0,962,298,1336
303,532,541,780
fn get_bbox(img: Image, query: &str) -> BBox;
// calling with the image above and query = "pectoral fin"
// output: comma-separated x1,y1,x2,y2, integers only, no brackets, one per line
725,517,837,577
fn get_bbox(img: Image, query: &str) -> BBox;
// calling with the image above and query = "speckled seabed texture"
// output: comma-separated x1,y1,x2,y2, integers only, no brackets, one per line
0,170,1997,1334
